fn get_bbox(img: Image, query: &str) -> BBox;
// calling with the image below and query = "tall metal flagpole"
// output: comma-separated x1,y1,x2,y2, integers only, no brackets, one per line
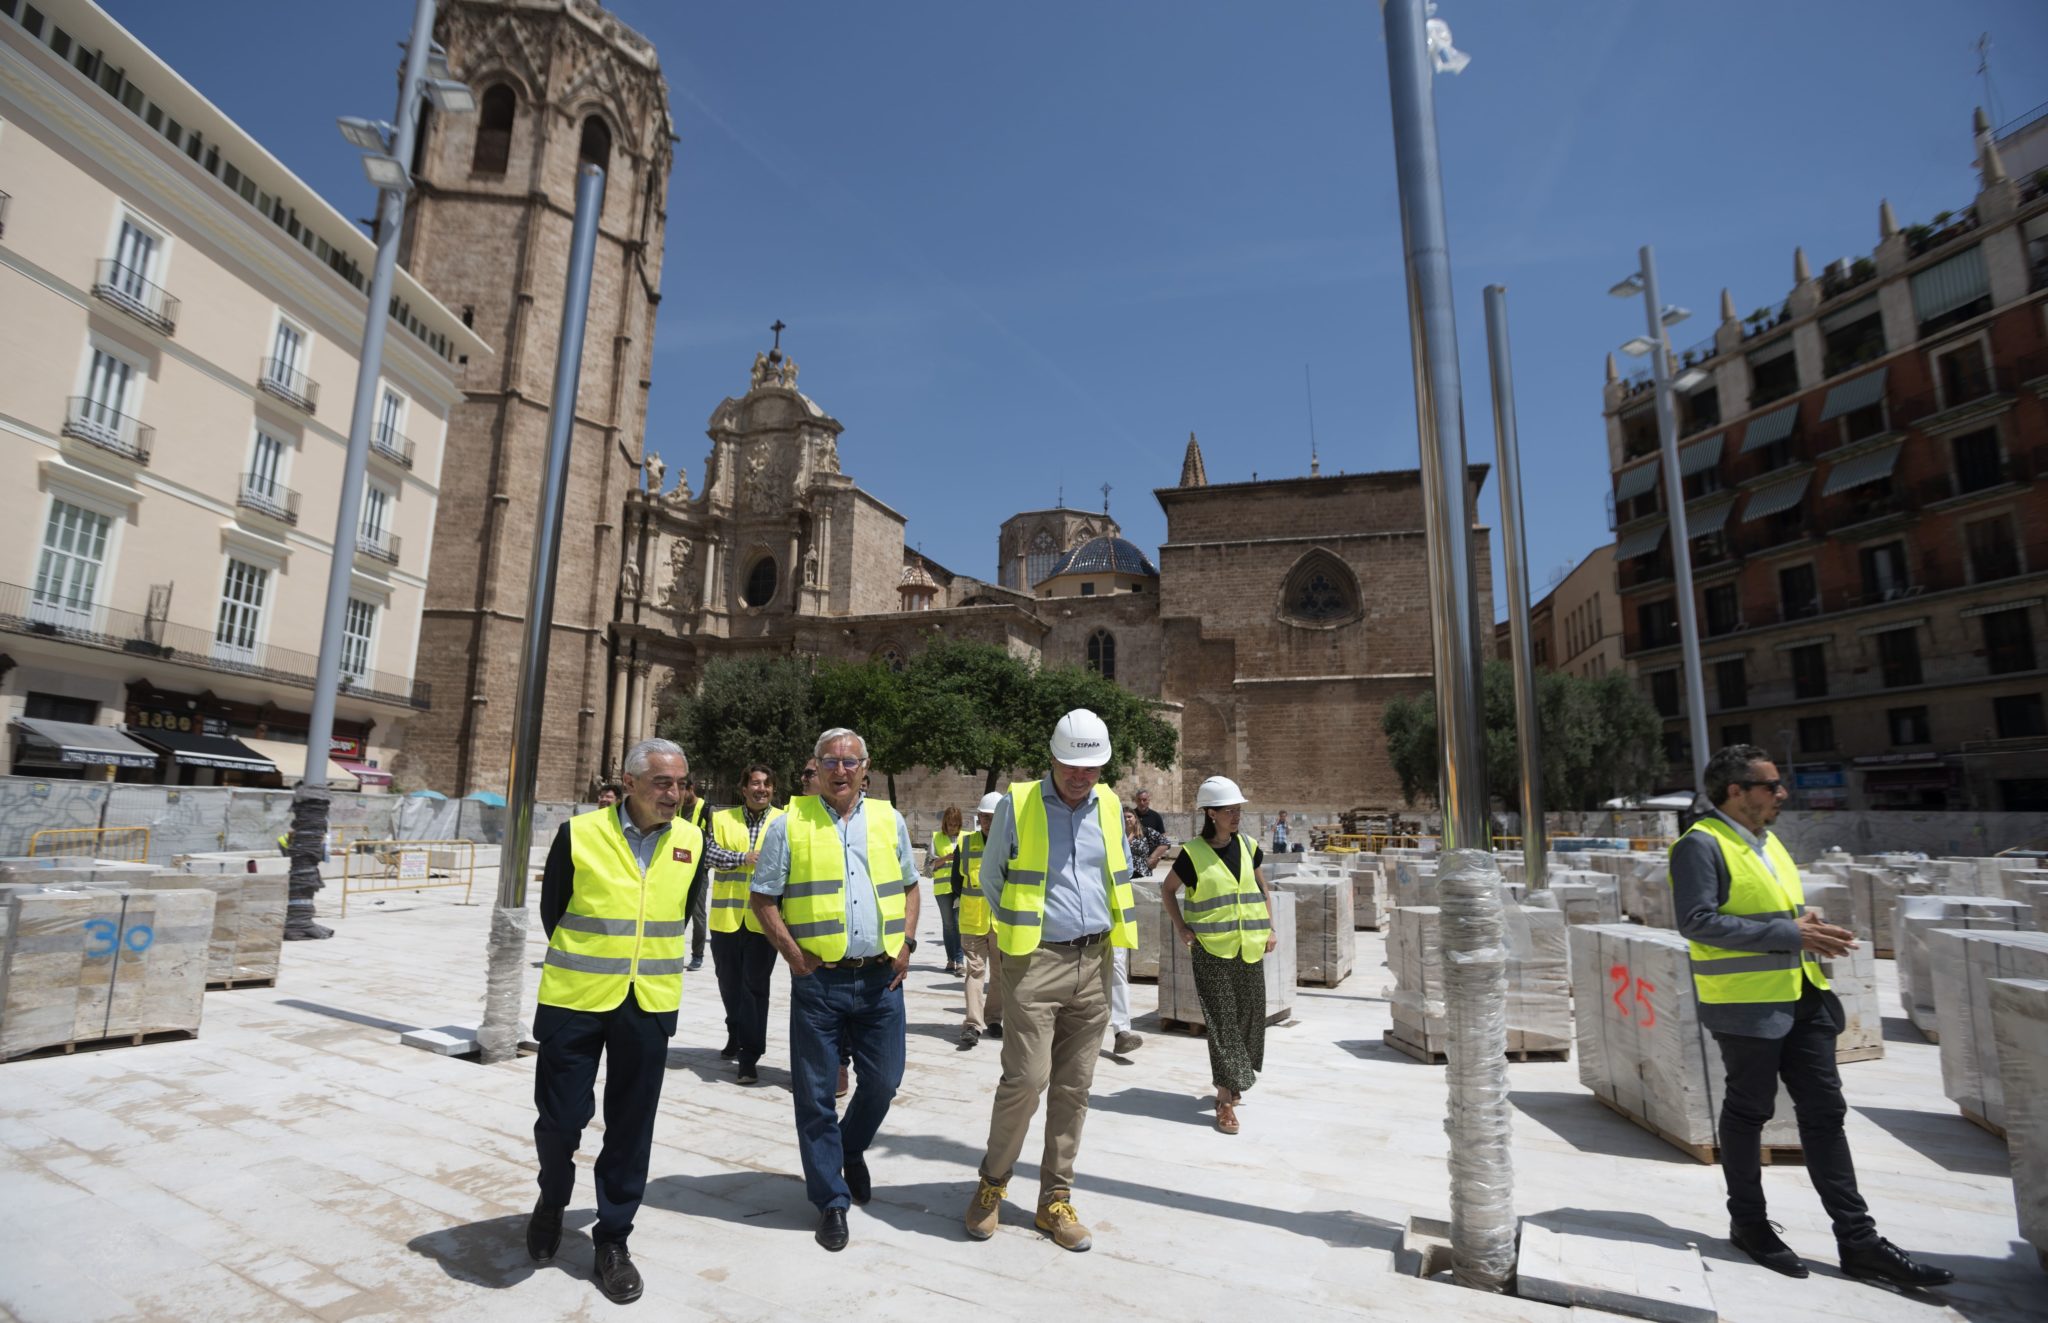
287,0,439,941
1484,286,1545,890
477,163,607,1064
1381,0,1515,1292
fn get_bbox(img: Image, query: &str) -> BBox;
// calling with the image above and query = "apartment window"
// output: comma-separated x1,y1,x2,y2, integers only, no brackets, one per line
31,499,111,627
1649,669,1680,718
1790,643,1828,699
1952,428,2004,494
1798,714,1835,753
361,483,393,549
1679,385,1720,436
1875,627,1923,688
376,388,405,450
1620,406,1658,461
1984,609,2037,675
1965,516,2021,583
1888,706,1930,745
1704,584,1741,636
1715,658,1747,710
248,429,286,494
1721,723,1752,748
341,599,376,680
1934,340,1992,409
110,216,159,293
473,84,515,173
1994,694,2047,740
81,345,137,420
1637,599,1678,649
1840,402,1888,445
1778,563,1818,621
1820,300,1884,377
1662,730,1689,767
268,318,306,382
1086,629,1116,680
1858,541,1909,603
214,558,268,663
1748,342,1799,407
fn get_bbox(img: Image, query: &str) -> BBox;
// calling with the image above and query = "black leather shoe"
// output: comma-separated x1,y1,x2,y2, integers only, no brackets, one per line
1730,1221,1807,1278
594,1242,643,1303
844,1154,872,1205
719,1039,739,1060
985,1020,1002,1039
1839,1237,1954,1291
526,1198,564,1263
736,1063,760,1085
816,1206,850,1251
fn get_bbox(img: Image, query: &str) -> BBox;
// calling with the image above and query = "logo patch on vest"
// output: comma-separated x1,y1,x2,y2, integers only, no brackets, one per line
672,848,692,862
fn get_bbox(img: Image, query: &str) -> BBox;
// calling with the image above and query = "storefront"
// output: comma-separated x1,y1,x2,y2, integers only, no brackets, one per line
1790,763,1847,811
1856,754,1957,811
126,714,278,787
6,717,161,779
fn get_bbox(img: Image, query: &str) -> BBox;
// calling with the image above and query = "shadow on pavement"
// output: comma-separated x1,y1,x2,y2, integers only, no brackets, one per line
1852,1104,2012,1176
1087,1086,1214,1126
1881,1015,1931,1045
1509,1090,1693,1164
276,998,417,1034
407,1210,593,1289
1335,1037,1429,1066
641,1169,812,1235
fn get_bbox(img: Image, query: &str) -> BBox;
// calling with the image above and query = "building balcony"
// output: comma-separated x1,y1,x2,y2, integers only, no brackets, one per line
258,358,319,414
1917,448,2045,507
357,530,401,566
370,426,415,469
61,397,153,464
90,259,179,336
236,473,300,525
1819,258,1878,302
1741,304,1792,342
0,190,10,238
1904,207,1979,259
0,579,429,709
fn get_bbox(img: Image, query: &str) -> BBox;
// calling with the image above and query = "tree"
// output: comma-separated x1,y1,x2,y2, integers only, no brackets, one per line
812,658,911,802
659,656,816,799
901,635,1037,792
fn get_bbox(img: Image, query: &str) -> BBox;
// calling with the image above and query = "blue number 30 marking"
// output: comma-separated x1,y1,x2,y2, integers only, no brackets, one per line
81,919,154,957
124,924,154,953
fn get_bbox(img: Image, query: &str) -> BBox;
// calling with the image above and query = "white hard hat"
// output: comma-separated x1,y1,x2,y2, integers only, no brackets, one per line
976,791,1003,816
1195,776,1248,809
1049,708,1112,767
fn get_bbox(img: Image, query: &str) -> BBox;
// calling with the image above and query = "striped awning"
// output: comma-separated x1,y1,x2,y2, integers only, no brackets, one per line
1739,403,1800,454
1614,522,1667,561
1820,441,1904,497
1741,472,1811,522
1818,366,1889,422
1613,459,1660,503
1820,296,1879,334
1910,244,1988,324
1679,435,1724,476
1685,500,1735,536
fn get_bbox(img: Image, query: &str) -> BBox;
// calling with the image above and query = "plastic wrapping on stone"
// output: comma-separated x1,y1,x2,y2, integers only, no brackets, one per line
477,903,530,1064
1436,846,1514,1291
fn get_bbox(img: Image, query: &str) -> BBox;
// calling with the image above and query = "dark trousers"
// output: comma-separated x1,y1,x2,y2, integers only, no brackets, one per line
1712,985,1877,1245
710,927,778,1068
937,891,963,966
533,995,671,1246
685,878,709,962
789,964,906,1211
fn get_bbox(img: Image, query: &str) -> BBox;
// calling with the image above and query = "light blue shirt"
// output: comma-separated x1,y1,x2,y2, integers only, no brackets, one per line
616,803,669,876
980,777,1111,941
751,795,918,959
1710,808,1789,889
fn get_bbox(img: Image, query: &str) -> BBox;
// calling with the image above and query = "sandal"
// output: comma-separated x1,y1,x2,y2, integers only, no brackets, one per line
1215,1099,1240,1135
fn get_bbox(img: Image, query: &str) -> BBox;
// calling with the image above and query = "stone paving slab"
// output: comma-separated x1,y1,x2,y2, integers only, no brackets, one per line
0,872,2039,1320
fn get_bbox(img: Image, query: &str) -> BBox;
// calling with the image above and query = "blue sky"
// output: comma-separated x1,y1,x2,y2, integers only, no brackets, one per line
106,1,2048,610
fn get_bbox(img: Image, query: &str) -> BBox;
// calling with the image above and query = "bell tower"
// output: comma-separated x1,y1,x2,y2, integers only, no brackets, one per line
396,0,673,797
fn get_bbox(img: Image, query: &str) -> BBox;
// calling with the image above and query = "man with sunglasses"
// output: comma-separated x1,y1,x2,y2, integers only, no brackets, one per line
1672,744,1952,1292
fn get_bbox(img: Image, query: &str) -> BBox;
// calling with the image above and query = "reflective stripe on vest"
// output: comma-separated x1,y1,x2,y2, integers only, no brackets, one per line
1179,833,1271,963
955,830,992,935
994,781,1136,957
1673,816,1828,1005
537,807,703,1014
710,804,784,935
781,796,907,961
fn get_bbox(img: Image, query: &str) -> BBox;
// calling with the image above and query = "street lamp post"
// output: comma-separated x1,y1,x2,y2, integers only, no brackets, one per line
286,0,471,939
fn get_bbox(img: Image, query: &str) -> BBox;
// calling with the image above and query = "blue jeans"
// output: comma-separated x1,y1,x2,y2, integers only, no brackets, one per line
789,964,906,1210
937,891,964,966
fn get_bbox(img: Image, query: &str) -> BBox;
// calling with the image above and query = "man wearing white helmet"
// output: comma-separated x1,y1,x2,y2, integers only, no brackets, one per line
953,792,1004,1048
963,709,1138,1252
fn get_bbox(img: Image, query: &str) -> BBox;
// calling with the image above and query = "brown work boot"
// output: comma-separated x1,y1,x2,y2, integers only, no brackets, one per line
963,1176,1006,1241
1035,1190,1093,1252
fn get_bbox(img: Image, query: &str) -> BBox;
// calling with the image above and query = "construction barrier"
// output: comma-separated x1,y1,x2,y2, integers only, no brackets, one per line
27,825,150,861
340,839,476,916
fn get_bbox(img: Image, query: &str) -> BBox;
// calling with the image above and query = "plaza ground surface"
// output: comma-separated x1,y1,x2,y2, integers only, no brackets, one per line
0,873,2040,1322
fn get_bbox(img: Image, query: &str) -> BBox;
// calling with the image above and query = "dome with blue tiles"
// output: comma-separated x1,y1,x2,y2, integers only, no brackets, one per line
1040,535,1158,584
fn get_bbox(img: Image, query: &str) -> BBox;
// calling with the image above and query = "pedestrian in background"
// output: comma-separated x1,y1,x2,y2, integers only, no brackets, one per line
1271,809,1290,854
927,804,966,975
956,792,1002,1047
707,764,784,1085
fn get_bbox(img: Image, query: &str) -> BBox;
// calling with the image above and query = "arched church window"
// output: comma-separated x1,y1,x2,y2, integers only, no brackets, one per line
875,645,905,673
1026,529,1060,587
578,115,612,203
1279,549,1362,628
472,84,515,174
1087,629,1116,680
742,557,778,608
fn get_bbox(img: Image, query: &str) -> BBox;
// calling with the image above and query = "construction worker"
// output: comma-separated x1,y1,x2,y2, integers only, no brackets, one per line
963,708,1135,1252
1673,744,1953,1291
750,728,919,1253
955,792,1002,1048
527,737,704,1306
677,775,713,972
708,764,784,1085
926,805,965,974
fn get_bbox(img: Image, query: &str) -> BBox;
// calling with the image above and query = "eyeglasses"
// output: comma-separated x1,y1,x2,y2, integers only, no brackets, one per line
817,757,865,771
1737,778,1786,792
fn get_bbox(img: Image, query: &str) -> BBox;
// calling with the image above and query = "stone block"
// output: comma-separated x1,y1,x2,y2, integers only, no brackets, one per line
1843,866,1939,950
1988,978,2048,1264
1895,895,2030,1039
1159,891,1294,1029
1350,866,1383,930
1927,928,2048,1131
1515,1214,1715,1323
0,887,213,1058
1390,858,1438,909
1387,902,1572,1058
1272,874,1354,986
148,874,285,984
1129,874,1163,980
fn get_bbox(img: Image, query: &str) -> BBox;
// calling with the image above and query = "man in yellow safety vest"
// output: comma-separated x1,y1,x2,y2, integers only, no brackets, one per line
707,764,783,1084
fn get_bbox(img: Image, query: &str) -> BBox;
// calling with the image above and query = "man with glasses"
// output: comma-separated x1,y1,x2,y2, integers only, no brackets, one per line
1673,744,1952,1292
708,764,784,1084
750,729,919,1252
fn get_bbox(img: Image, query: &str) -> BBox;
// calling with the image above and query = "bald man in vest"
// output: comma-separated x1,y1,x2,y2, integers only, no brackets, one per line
1674,744,1951,1292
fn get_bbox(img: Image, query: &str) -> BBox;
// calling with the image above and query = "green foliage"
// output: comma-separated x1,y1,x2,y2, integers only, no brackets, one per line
659,656,817,799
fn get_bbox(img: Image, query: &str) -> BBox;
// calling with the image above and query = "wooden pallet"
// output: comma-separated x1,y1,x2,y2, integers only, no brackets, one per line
206,975,278,991
1594,1093,1805,1167
1960,1103,2007,1140
1379,1028,1569,1066
1835,1042,1885,1064
1159,1015,1208,1037
3,1028,199,1064
1873,947,1895,960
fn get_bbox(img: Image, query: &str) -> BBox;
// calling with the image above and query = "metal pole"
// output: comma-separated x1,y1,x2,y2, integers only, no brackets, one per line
1484,286,1545,890
286,0,438,941
1638,246,1709,805
477,163,606,1064
1382,0,1514,1295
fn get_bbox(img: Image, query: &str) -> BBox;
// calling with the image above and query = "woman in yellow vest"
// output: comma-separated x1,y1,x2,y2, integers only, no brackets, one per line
954,792,1002,1047
926,805,965,975
1161,775,1275,1135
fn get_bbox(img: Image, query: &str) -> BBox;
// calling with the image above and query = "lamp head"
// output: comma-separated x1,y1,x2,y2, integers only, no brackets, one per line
337,116,394,152
1608,273,1645,298
1660,304,1692,327
359,154,412,192
1618,336,1656,358
425,78,477,115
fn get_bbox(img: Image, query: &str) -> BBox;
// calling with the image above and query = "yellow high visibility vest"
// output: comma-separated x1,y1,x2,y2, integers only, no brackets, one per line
954,830,991,936
931,830,958,896
710,805,784,935
1179,833,1272,963
992,780,1136,957
781,796,907,961
538,807,703,1014
1673,816,1828,1006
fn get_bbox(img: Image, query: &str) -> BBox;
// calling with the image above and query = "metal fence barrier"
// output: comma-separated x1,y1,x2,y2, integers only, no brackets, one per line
340,839,475,916
28,825,151,860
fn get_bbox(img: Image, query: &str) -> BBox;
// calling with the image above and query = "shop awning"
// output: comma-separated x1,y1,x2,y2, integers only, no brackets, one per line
1820,441,1904,497
129,728,277,774
1739,402,1800,454
1818,366,1889,422
9,718,161,769
1679,434,1724,477
239,737,360,788
1614,522,1667,561
335,759,393,787
1910,244,1988,324
1741,472,1811,522
1613,459,1660,503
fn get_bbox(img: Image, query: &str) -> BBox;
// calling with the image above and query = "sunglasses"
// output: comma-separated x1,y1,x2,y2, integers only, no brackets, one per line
1737,778,1786,792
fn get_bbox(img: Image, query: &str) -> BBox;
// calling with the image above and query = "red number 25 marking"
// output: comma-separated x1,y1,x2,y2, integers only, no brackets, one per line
1607,964,1657,1029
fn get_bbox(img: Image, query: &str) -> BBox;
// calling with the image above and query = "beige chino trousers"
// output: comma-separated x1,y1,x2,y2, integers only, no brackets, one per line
961,930,1004,1031
977,940,1112,1198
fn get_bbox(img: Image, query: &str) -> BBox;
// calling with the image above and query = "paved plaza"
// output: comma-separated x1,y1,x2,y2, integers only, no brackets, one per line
0,875,2040,1322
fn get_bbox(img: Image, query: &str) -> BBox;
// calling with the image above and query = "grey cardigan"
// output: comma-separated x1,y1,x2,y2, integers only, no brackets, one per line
1669,820,1808,1039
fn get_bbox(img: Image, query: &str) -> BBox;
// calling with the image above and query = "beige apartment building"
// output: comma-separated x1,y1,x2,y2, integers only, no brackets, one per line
0,1,486,787
1494,544,1625,681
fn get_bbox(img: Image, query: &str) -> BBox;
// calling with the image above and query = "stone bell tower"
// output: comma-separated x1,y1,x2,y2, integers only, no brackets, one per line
395,0,673,798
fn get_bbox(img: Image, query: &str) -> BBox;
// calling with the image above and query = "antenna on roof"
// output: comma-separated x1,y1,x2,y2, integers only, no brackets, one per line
1976,33,2005,128
1101,481,1112,514
1305,364,1321,477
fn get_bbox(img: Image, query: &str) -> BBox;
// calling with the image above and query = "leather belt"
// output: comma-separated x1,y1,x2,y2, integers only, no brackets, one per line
819,954,894,969
1042,931,1109,948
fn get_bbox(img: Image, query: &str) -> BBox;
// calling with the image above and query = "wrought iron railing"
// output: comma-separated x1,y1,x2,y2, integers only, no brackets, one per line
371,426,415,467
358,530,402,565
259,357,319,413
237,473,300,524
62,396,153,463
91,259,179,335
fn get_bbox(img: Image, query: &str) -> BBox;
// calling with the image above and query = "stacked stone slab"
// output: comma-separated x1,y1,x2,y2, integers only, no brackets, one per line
1386,902,1571,1058
1796,881,1882,1062
150,872,286,985
0,887,214,1059
1272,874,1354,986
1843,865,1940,953
1988,978,2048,1269
1158,891,1295,1030
1349,859,1384,931
1926,928,2048,1132
1570,923,1801,1158
1128,875,1164,981
2015,880,2048,932
1895,896,2032,1040
1390,857,1439,909
1580,851,1672,928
